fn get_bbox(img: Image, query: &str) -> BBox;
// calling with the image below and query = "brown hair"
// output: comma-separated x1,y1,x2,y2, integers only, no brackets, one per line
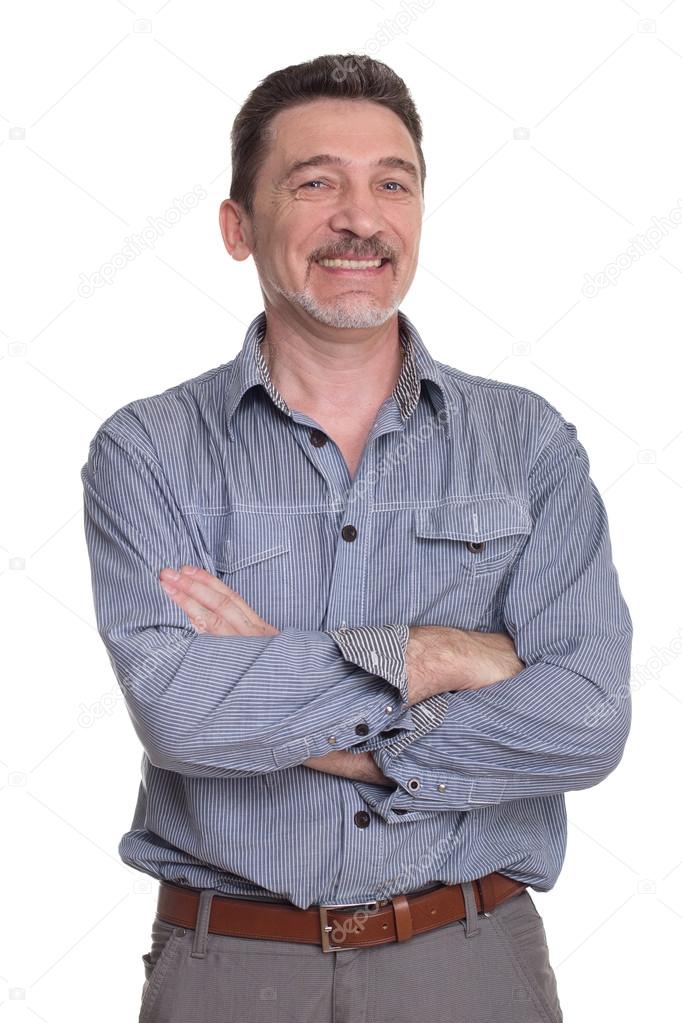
229,53,426,218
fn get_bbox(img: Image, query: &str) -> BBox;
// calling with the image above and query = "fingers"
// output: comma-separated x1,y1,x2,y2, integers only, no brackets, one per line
159,565,278,637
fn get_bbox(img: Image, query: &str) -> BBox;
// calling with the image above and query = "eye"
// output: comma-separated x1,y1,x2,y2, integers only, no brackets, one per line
298,179,408,192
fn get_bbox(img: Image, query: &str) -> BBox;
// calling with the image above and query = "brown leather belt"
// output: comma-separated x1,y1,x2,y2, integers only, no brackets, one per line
157,872,527,952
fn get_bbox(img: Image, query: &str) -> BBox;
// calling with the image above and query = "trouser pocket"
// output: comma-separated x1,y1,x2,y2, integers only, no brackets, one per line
139,914,184,1022
486,890,563,1023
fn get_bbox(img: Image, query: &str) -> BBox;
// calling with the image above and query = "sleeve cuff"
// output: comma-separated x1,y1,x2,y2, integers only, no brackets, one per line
324,623,411,703
347,691,449,754
372,745,508,812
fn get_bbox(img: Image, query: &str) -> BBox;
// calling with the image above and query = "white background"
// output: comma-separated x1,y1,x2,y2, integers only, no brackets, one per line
1,0,679,1019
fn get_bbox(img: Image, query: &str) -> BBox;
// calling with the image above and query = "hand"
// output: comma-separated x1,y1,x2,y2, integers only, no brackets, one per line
159,565,279,638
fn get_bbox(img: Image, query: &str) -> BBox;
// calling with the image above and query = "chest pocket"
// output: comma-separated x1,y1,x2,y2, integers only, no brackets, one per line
411,496,532,628
414,496,532,576
195,512,291,580
219,521,290,574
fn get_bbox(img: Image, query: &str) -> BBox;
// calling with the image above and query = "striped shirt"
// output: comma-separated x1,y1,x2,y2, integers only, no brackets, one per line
80,309,633,909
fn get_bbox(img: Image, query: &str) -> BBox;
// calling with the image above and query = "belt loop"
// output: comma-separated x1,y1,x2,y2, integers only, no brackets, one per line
461,881,481,938
190,889,217,959
475,876,487,914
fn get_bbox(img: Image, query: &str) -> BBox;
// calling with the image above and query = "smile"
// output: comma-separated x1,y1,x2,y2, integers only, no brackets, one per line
314,258,390,276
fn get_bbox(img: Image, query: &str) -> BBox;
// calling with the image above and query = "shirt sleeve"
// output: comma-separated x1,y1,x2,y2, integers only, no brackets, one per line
356,415,633,818
81,419,420,778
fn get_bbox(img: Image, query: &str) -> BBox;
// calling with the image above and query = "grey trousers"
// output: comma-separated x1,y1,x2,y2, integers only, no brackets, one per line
139,882,563,1022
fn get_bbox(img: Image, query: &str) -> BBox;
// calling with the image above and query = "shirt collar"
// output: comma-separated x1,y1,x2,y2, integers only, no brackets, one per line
225,309,451,440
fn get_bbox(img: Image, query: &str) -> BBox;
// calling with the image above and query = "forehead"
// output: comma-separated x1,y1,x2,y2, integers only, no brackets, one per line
266,98,418,168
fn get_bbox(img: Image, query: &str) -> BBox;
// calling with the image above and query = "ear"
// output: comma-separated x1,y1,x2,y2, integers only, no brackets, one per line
219,199,254,261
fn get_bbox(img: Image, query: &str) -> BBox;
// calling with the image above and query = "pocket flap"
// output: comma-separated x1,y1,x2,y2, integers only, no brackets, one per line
196,513,291,573
415,496,532,542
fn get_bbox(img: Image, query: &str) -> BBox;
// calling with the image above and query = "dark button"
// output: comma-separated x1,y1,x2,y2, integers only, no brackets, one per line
354,810,370,828
341,524,357,542
355,722,369,736
466,540,486,553
310,429,328,447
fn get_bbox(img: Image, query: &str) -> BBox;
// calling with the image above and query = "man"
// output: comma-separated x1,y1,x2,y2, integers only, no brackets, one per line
81,52,632,1022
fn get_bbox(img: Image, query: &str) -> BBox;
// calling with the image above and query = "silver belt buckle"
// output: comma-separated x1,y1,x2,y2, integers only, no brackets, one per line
318,900,379,952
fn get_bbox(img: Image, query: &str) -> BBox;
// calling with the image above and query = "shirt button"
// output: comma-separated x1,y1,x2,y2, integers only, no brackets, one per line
354,810,370,828
310,429,328,447
437,783,446,792
341,524,357,542
384,704,394,714
354,722,369,736
407,777,421,791
466,540,486,553
327,736,338,745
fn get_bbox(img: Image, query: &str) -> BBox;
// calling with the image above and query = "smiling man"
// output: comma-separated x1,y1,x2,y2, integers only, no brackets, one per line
81,53,632,1023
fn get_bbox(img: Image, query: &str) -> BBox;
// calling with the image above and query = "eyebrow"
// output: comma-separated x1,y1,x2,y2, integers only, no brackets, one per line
279,153,420,185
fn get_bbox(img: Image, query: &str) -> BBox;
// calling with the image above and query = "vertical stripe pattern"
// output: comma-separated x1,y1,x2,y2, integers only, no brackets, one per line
80,308,633,909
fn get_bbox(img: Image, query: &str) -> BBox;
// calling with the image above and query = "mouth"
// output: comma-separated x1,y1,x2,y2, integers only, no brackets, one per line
314,257,391,277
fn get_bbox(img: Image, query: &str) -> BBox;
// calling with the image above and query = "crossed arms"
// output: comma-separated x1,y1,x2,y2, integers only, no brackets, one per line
156,563,526,788
81,409,633,813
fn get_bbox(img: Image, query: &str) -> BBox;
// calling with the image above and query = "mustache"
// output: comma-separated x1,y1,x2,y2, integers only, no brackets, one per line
312,246,393,261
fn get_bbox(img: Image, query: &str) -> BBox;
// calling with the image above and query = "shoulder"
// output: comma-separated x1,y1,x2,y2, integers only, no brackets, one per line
89,359,237,461
437,362,573,465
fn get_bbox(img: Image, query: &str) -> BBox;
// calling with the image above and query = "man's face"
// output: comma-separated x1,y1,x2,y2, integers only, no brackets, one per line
242,98,424,330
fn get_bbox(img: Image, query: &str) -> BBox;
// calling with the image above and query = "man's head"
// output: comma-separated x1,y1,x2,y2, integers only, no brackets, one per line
219,54,426,331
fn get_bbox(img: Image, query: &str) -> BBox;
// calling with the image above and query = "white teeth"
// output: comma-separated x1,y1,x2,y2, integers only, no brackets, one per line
317,258,383,269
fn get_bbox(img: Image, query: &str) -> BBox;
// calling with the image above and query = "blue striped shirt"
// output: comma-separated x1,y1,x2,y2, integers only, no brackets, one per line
80,309,633,909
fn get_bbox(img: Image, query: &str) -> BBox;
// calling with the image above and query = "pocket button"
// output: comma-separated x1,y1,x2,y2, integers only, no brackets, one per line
466,540,486,553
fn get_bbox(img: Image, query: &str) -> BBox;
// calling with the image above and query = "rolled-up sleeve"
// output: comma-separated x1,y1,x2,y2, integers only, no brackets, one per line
81,419,422,778
359,416,633,816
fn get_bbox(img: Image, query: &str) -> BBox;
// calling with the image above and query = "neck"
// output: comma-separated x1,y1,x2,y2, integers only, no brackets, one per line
258,308,406,417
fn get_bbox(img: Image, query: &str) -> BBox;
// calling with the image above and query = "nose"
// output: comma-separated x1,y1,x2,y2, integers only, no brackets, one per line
326,181,385,239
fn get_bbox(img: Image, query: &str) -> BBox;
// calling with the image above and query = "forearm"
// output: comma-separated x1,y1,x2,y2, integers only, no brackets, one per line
404,624,525,702
304,624,524,776
372,649,632,812
302,749,396,786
